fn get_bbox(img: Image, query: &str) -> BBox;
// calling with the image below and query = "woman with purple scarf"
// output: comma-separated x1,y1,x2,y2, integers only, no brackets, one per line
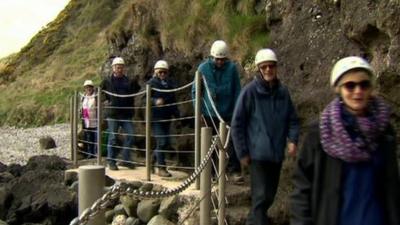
290,56,400,225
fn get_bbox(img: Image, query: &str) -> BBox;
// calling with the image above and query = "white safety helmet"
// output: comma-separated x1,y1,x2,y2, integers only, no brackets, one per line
111,57,125,66
83,80,94,87
210,40,229,58
255,48,278,66
154,60,169,70
330,56,374,87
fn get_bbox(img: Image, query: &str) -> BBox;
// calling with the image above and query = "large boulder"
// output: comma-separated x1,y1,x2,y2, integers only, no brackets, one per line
3,156,76,225
39,136,56,149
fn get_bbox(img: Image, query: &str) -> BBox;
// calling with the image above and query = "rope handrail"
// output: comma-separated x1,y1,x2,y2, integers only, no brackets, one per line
202,76,225,124
69,135,220,225
104,105,146,110
152,133,195,138
152,116,195,123
151,81,194,93
152,99,194,108
102,89,146,98
78,92,99,98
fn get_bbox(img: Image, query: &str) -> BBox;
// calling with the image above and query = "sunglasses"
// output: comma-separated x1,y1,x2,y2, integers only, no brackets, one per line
340,80,372,91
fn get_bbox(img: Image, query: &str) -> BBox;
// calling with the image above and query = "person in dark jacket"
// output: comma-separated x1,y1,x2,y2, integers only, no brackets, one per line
147,60,180,177
290,56,400,225
101,57,140,170
231,48,299,225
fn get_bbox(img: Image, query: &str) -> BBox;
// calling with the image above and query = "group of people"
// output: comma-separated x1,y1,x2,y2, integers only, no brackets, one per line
80,39,400,225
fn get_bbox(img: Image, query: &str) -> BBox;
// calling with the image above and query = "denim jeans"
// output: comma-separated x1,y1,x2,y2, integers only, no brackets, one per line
107,118,134,165
152,121,171,166
247,160,282,225
84,127,97,156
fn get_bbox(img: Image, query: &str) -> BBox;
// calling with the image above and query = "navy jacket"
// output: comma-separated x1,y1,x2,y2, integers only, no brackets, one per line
147,76,180,120
231,74,299,162
290,123,400,225
101,74,140,119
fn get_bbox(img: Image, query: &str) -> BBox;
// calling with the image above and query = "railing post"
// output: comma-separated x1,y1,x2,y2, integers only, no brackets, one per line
218,122,227,225
200,127,212,225
195,70,202,190
146,84,152,181
70,96,74,161
73,91,78,167
97,87,102,165
79,165,105,225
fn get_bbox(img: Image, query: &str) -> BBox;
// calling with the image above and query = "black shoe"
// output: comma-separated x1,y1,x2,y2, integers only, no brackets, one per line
108,163,119,171
119,162,135,169
158,168,172,177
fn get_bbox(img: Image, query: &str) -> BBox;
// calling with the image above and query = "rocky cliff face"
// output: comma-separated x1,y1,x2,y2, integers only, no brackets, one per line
265,0,400,129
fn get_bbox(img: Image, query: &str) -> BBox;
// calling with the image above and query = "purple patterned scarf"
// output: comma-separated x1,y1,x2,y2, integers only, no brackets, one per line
320,96,391,162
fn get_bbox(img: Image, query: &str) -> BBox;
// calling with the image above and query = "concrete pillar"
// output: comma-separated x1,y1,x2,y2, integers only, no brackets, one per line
200,127,212,225
78,165,105,225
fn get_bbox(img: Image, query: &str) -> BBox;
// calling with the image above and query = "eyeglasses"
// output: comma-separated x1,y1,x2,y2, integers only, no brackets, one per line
340,80,372,92
259,63,277,70
158,70,168,74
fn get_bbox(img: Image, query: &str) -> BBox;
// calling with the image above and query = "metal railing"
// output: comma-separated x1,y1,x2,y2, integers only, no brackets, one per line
70,71,231,225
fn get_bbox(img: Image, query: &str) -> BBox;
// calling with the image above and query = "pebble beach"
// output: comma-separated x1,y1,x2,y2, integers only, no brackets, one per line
0,123,71,165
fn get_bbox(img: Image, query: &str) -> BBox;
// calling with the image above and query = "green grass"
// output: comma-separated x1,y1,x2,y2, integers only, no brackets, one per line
0,0,270,127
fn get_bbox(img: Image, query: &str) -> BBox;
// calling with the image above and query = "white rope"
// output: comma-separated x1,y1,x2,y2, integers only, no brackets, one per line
154,164,195,170
78,92,99,98
202,76,225,123
104,105,146,110
103,130,145,137
202,100,220,137
152,133,194,138
102,89,146,97
154,149,194,153
102,143,145,152
151,81,194,92
152,99,194,108
152,116,195,123
103,118,145,123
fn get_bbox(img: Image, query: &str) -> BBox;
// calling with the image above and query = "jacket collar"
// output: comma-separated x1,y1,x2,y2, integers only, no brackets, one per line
254,73,280,95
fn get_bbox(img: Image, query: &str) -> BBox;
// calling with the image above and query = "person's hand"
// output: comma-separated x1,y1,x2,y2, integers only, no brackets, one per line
287,142,297,157
155,98,164,106
240,155,251,167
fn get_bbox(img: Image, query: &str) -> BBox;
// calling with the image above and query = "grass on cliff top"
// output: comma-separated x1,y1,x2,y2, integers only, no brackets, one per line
0,0,115,127
0,0,269,127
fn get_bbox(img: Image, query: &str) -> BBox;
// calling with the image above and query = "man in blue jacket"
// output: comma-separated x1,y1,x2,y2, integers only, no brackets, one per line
192,40,242,178
231,48,299,225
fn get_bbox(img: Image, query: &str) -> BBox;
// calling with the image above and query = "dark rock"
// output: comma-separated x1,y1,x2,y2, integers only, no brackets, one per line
24,155,67,172
113,204,126,216
64,170,78,186
0,163,6,173
158,196,178,219
105,209,115,223
138,183,153,193
137,199,160,223
0,172,14,183
0,187,12,219
120,196,139,217
147,215,174,225
4,156,77,225
6,164,22,177
125,217,140,225
39,136,56,149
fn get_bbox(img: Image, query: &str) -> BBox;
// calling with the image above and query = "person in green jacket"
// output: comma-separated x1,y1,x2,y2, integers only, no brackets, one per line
192,40,242,178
